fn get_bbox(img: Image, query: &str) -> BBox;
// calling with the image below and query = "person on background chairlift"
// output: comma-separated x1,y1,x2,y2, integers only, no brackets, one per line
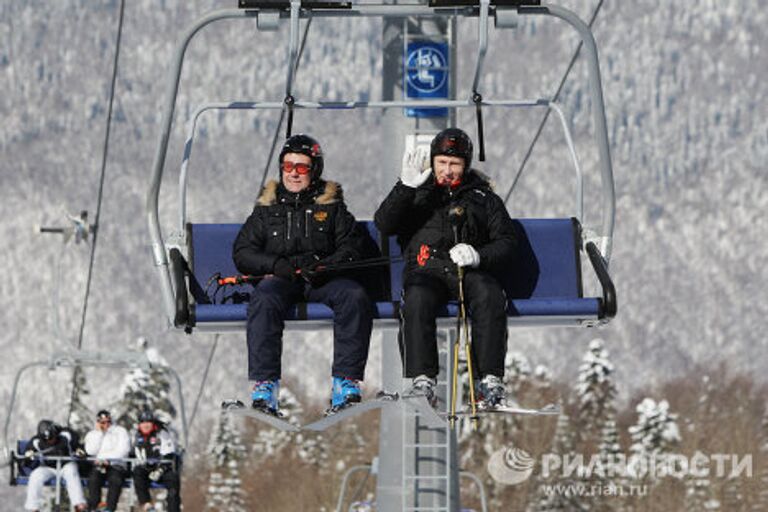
23,419,88,512
84,410,131,512
131,409,181,512
375,128,518,410
233,134,374,416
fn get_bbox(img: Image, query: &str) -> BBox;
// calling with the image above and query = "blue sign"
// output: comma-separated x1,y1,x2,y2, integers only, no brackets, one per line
404,41,449,118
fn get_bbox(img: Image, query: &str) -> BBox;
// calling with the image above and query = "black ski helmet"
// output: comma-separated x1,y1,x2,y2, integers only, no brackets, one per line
279,134,324,179
37,420,59,441
430,128,473,170
138,409,155,423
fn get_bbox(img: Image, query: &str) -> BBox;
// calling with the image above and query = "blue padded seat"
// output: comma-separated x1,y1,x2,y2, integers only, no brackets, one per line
185,218,605,327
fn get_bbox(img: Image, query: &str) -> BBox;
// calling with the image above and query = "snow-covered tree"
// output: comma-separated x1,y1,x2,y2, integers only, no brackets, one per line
752,410,768,511
207,411,247,512
576,339,617,440
684,476,719,511
628,398,681,481
598,418,623,483
528,412,587,512
114,337,177,429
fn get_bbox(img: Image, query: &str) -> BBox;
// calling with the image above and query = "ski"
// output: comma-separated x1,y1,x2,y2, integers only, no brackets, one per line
221,399,300,432
303,393,398,432
445,403,561,418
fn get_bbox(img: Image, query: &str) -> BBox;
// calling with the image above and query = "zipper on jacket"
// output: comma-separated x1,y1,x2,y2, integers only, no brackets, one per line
286,210,292,241
305,209,312,238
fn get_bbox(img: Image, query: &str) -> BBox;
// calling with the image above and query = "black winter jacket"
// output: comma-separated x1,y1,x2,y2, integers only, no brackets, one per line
233,179,364,276
28,428,81,468
374,170,517,283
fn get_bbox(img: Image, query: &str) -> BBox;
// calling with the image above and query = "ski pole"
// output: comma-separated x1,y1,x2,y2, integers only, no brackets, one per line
216,255,403,286
448,206,478,429
458,265,479,429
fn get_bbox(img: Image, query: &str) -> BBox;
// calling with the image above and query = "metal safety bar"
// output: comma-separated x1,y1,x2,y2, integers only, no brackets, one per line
177,99,582,234
148,3,615,328
10,454,178,509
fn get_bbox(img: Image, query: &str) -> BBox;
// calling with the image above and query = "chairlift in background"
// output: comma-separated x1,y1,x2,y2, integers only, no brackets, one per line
2,350,188,510
36,210,95,245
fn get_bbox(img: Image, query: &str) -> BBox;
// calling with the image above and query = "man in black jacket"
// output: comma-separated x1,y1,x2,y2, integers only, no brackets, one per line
374,128,517,409
132,410,181,512
233,134,373,415
23,420,87,511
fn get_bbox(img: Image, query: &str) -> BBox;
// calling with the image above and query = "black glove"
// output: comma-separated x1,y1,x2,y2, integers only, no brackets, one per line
273,258,297,281
300,260,330,288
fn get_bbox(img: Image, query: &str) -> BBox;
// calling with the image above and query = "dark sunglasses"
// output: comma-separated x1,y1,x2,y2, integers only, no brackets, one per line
282,161,312,175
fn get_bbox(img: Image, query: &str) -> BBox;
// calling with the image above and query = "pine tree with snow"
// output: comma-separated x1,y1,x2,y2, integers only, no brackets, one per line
206,410,247,512
114,337,177,429
67,366,93,433
598,418,624,484
684,476,719,511
721,475,743,511
628,398,680,482
576,339,617,441
528,412,588,512
752,410,768,511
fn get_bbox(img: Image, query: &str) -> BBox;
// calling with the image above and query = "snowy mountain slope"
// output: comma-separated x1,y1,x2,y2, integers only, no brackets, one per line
1,2,767,503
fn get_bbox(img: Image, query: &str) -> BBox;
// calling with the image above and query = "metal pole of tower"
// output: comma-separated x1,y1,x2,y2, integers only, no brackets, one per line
377,7,459,511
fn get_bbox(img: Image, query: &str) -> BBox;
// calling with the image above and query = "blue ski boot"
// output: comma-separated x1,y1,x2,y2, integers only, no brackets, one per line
251,379,280,415
326,377,362,415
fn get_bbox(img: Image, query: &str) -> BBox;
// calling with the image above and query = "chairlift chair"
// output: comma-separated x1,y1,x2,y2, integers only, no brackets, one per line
146,1,616,335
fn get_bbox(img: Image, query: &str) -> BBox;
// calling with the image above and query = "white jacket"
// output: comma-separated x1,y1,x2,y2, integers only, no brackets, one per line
84,425,131,464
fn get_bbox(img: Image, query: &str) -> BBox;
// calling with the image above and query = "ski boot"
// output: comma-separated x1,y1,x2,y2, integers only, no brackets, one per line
251,379,280,416
406,374,438,409
476,374,515,411
325,377,362,415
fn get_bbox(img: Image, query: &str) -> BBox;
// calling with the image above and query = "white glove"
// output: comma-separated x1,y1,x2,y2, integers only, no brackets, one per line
400,147,431,188
24,449,35,460
134,448,147,466
449,243,481,268
149,467,165,481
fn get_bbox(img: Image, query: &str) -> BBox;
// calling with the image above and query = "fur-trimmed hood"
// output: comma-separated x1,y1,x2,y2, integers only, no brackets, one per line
464,168,495,191
257,179,343,206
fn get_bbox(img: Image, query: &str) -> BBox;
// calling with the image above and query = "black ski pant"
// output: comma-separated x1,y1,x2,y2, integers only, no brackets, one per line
86,464,126,511
400,271,508,379
246,276,373,381
133,465,181,512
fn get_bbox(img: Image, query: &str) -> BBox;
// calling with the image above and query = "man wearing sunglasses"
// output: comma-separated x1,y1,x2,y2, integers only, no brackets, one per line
84,410,131,511
375,128,518,410
234,134,373,416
